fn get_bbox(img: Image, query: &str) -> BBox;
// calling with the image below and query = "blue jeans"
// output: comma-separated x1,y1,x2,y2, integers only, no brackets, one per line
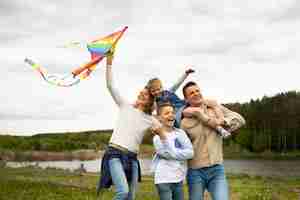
186,164,229,200
155,182,184,200
109,158,139,200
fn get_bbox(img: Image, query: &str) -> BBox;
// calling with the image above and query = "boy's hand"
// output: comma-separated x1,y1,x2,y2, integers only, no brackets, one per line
185,68,195,75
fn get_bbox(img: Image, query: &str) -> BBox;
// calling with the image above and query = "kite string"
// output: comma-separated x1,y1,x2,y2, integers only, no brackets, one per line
57,41,87,49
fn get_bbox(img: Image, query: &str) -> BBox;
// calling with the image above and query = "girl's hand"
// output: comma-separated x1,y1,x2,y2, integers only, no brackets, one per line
185,68,195,75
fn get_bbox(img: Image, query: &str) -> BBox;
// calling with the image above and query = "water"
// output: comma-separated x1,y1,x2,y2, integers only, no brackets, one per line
6,159,300,178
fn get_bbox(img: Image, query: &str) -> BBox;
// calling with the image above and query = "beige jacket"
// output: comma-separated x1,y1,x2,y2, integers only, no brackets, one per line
180,104,245,169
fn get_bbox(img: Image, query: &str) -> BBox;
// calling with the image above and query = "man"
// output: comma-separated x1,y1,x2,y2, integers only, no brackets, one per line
176,81,245,200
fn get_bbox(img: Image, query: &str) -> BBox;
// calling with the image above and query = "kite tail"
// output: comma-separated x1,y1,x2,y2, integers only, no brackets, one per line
25,57,82,87
71,56,103,77
24,58,38,69
24,58,48,81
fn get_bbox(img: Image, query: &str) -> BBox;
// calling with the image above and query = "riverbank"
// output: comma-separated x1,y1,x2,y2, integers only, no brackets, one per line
1,131,299,161
0,149,102,161
0,166,299,200
1,145,299,162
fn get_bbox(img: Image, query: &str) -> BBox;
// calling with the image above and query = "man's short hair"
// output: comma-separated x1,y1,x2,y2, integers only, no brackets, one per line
182,81,197,98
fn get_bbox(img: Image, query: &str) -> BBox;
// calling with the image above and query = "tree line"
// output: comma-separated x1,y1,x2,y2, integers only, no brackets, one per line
0,130,112,152
0,91,299,153
225,90,300,153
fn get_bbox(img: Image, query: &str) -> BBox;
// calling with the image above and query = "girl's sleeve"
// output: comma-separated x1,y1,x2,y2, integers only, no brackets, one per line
168,72,188,92
220,105,246,132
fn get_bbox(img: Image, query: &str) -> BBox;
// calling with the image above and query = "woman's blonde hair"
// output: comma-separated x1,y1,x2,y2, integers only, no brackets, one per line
142,86,155,114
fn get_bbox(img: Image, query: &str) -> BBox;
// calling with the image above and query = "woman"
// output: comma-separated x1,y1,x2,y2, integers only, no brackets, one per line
97,53,161,200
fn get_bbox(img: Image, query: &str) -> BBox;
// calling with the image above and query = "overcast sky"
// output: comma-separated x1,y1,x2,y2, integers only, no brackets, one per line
1,0,300,135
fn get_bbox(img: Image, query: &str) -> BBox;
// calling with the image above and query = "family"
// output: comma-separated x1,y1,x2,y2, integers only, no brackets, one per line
96,53,245,200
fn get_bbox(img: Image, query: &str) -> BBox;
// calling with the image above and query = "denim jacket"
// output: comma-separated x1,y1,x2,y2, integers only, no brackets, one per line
97,146,141,193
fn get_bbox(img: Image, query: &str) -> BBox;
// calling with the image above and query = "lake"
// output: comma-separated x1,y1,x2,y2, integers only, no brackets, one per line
6,159,300,178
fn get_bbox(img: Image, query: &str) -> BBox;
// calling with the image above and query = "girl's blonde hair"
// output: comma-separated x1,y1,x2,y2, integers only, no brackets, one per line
146,78,162,90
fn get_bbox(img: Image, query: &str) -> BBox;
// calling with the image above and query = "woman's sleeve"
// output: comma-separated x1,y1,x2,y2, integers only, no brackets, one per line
106,64,127,106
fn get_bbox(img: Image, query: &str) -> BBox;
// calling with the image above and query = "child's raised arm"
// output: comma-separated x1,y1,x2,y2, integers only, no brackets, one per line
168,68,195,92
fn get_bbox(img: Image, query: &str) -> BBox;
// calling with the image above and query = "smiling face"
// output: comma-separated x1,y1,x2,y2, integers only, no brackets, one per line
135,88,154,114
183,84,204,107
147,79,163,98
157,104,175,128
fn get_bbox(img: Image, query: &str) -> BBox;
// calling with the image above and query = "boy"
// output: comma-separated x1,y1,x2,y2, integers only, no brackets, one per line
151,102,194,200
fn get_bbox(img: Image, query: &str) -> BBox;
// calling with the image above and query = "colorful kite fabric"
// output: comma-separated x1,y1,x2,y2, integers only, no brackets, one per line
25,26,128,87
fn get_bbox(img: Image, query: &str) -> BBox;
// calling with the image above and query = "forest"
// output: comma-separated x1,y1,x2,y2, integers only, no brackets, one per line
226,90,300,152
0,91,299,153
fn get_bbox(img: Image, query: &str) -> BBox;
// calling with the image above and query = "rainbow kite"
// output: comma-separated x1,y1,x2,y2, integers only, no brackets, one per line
25,26,128,87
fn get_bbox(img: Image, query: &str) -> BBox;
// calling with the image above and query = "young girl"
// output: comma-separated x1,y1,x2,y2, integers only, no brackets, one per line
147,69,194,112
151,102,194,200
97,54,161,200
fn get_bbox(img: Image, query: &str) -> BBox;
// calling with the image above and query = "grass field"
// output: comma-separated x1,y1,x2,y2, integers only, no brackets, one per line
0,166,299,200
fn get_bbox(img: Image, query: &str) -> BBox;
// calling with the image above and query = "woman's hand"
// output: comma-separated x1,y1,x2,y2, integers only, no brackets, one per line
106,51,114,66
151,119,167,140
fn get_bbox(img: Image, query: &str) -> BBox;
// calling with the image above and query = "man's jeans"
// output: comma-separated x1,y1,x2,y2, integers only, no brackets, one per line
109,158,139,200
186,164,229,200
155,182,184,200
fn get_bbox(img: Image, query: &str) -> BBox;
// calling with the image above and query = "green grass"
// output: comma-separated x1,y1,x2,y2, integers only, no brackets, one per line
0,166,299,200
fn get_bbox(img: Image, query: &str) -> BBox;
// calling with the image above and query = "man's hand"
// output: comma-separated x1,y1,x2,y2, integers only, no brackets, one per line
185,68,195,75
183,106,219,128
183,107,203,117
